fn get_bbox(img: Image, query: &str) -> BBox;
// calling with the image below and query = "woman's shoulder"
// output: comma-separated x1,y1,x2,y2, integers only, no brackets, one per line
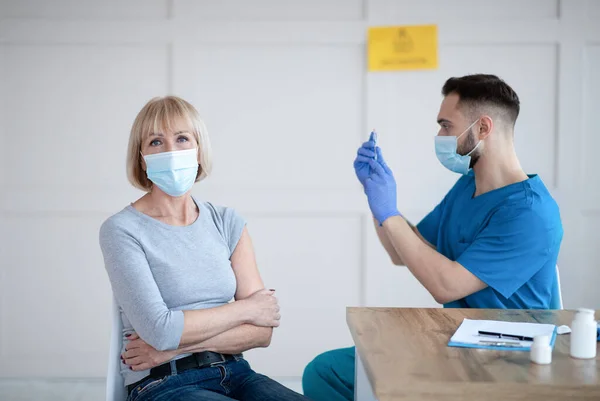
196,199,231,215
196,200,244,226
99,205,140,238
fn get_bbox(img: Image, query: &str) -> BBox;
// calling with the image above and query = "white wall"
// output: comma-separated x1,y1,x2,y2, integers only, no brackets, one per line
0,0,598,390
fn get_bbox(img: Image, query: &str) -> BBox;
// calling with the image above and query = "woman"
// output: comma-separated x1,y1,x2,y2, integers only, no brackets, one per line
100,96,310,401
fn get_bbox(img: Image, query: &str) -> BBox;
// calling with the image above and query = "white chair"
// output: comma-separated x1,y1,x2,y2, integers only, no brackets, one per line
551,265,563,310
106,297,127,401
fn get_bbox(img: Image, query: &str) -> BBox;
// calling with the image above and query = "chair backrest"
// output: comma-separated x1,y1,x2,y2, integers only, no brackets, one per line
106,297,127,401
549,265,563,310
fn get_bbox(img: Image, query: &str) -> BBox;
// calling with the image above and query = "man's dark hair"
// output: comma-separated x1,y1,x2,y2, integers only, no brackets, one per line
442,74,520,126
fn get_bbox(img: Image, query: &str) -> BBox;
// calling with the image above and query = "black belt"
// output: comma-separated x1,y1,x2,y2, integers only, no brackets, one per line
127,351,241,395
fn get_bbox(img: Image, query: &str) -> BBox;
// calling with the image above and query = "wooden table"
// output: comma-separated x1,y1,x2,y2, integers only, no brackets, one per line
347,308,600,401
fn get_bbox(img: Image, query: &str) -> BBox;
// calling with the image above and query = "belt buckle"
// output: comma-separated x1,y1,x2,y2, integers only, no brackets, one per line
209,353,227,367
193,353,204,368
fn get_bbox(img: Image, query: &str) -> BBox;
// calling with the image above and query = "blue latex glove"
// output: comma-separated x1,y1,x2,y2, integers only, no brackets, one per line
364,147,401,224
353,132,377,188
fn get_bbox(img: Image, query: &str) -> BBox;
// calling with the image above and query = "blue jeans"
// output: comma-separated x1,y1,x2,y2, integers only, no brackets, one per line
127,358,310,401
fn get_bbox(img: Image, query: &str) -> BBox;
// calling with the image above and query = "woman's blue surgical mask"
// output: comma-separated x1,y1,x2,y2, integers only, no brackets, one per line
142,148,199,197
435,120,482,175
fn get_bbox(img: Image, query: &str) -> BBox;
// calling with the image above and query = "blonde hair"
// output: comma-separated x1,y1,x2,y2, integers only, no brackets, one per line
126,96,213,192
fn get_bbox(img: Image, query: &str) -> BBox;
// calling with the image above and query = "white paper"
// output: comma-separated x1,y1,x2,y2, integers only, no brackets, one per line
450,318,556,348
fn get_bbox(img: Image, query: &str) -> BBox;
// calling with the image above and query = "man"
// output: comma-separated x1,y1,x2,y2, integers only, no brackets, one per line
302,74,563,401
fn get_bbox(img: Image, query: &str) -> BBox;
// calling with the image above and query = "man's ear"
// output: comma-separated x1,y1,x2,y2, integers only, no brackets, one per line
478,115,494,140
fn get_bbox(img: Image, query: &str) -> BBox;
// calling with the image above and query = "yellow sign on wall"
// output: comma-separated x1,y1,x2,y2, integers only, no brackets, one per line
368,25,438,72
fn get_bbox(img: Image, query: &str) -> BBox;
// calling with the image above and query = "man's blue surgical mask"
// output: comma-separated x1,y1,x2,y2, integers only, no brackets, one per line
435,120,482,175
143,148,199,197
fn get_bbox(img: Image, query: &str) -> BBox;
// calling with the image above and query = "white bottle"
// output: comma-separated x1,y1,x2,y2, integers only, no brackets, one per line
570,308,597,359
530,335,552,364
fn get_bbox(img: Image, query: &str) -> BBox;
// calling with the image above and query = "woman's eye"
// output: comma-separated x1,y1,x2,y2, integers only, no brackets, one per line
150,139,161,146
177,136,189,143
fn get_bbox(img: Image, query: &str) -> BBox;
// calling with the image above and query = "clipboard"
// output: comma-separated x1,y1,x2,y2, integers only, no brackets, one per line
448,318,558,351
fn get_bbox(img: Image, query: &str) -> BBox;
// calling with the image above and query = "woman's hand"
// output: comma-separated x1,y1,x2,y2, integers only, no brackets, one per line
242,289,280,327
122,333,178,371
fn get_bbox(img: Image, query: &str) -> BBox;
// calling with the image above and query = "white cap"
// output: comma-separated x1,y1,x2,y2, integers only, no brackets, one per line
574,308,596,322
530,335,552,364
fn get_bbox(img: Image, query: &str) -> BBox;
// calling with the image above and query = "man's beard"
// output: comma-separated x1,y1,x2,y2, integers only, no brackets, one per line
458,129,481,168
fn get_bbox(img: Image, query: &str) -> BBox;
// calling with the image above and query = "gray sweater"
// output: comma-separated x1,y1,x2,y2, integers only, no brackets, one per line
99,198,246,385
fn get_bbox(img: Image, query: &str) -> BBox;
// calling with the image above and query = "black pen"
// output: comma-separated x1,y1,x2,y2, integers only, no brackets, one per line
478,330,534,341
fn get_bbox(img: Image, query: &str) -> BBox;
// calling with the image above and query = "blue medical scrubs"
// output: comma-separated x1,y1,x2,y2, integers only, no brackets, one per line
418,172,563,309
302,173,563,401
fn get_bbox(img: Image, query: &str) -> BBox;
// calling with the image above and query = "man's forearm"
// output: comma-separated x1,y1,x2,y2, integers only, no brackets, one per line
177,324,273,356
374,217,404,265
374,216,431,266
381,215,458,303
